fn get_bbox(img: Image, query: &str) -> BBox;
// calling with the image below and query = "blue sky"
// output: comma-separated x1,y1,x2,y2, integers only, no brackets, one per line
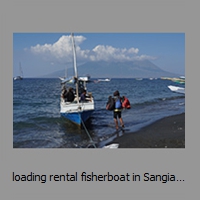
13,33,185,77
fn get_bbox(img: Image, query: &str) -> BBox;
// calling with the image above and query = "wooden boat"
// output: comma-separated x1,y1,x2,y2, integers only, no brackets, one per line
60,33,94,126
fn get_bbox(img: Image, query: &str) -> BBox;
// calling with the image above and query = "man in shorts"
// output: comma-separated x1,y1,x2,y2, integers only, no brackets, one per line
113,90,125,130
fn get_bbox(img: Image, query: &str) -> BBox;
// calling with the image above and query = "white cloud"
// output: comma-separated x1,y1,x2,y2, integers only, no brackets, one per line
30,35,87,63
29,35,156,64
90,45,141,61
134,54,157,61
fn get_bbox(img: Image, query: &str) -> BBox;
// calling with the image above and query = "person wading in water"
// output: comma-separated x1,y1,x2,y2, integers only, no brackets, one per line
113,90,124,130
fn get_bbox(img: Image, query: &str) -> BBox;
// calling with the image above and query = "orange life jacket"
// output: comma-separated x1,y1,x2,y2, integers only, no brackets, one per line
122,96,131,109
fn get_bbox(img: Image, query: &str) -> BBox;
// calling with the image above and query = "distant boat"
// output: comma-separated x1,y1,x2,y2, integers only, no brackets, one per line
60,33,95,126
60,76,90,84
58,64,74,83
97,78,111,82
161,76,185,84
59,77,65,81
59,71,90,83
14,62,23,80
135,78,143,81
168,85,185,94
60,76,74,84
58,67,67,81
172,78,185,84
79,74,91,82
14,76,23,81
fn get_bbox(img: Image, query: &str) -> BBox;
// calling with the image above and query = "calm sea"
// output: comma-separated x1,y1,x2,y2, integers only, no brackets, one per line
13,78,185,148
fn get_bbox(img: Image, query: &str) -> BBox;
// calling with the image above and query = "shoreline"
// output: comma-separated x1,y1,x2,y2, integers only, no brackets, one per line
106,113,185,148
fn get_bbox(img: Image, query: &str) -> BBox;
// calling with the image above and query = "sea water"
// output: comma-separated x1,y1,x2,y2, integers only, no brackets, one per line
13,78,185,148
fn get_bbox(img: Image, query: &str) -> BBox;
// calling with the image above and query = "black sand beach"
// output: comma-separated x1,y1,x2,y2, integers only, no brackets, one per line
107,113,185,148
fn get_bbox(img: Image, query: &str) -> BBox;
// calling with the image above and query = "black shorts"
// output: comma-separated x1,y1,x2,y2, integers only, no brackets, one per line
113,111,122,119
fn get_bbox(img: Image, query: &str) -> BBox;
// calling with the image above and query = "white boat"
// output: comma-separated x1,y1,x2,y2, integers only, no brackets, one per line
14,76,23,81
58,68,67,81
59,64,75,83
179,76,185,79
59,75,90,84
60,76,74,84
79,75,91,82
59,77,65,81
60,33,95,126
97,78,111,82
14,62,23,80
103,143,119,149
168,85,185,94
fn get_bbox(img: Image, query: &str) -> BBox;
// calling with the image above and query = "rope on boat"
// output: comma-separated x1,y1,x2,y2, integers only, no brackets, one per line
79,114,96,148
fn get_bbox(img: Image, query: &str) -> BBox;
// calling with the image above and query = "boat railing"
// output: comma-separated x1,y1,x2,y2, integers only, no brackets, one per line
61,95,94,104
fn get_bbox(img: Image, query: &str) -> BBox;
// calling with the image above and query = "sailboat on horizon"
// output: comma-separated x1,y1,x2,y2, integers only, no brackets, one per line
14,62,23,80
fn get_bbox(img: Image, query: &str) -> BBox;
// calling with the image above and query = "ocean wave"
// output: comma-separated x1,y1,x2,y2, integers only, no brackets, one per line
133,95,185,107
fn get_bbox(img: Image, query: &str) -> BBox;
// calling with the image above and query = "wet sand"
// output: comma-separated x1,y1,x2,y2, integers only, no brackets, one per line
107,113,185,148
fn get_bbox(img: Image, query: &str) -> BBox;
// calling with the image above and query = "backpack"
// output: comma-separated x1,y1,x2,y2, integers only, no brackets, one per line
106,97,115,111
115,97,122,109
122,96,131,109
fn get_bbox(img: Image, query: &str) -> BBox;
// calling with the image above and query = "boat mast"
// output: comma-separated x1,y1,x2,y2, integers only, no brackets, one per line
19,62,23,78
65,65,67,78
71,33,79,103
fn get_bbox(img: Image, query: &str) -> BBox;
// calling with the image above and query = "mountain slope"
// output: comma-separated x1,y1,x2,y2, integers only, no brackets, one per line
42,60,179,78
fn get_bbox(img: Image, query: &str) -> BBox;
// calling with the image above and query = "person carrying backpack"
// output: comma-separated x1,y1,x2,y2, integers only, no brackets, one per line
113,90,124,130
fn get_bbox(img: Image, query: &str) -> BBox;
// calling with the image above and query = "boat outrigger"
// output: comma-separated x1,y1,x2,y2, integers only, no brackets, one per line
60,33,95,126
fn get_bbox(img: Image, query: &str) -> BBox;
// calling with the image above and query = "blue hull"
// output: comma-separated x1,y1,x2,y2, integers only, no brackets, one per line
61,110,93,125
